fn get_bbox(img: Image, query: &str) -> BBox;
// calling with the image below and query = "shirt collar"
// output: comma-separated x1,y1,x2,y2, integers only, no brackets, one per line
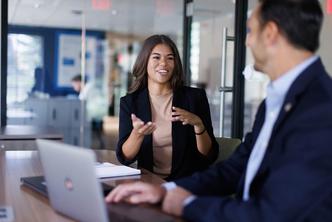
267,55,319,99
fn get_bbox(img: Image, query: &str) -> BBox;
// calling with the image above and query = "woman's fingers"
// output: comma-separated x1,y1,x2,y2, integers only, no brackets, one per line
131,114,144,129
131,114,156,135
172,107,201,126
137,122,156,135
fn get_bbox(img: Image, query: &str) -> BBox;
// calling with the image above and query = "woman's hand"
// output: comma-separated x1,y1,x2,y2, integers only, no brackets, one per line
122,114,156,160
131,114,156,136
171,107,205,133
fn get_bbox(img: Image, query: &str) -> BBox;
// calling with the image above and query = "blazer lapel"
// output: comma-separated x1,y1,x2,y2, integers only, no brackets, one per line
135,88,152,123
135,88,153,171
171,88,189,174
267,58,324,150
237,102,266,197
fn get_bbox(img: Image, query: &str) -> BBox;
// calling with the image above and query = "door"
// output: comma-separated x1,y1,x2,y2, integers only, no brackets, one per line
189,0,236,137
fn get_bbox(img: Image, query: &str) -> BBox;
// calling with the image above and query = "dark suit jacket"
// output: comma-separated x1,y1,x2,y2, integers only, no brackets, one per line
116,86,219,180
175,58,332,221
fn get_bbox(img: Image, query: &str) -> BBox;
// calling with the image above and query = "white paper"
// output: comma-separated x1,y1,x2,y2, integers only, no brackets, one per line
95,162,141,178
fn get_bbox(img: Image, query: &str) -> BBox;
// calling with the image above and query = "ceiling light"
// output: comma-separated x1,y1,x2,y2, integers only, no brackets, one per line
92,0,111,10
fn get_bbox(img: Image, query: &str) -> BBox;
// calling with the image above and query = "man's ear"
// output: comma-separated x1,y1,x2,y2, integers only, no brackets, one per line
262,21,279,46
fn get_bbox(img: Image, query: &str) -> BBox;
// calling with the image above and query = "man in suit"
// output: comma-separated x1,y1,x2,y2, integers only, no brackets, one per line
106,0,332,221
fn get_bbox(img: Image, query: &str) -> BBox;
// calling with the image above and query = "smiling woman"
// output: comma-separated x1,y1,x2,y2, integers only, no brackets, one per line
2,0,184,148
116,35,219,180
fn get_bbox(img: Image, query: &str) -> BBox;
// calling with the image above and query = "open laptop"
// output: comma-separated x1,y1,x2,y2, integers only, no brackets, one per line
22,139,174,222
34,139,110,222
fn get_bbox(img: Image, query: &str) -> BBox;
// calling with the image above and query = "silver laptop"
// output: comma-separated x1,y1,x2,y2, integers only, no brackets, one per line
36,139,109,222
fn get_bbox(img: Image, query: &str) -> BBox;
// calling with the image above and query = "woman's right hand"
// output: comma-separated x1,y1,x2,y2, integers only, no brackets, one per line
131,114,156,136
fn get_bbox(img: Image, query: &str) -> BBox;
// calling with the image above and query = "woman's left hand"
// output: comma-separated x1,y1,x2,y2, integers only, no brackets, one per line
171,106,204,132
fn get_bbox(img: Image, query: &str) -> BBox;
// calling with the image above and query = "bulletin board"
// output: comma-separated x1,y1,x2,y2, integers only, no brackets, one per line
55,32,98,88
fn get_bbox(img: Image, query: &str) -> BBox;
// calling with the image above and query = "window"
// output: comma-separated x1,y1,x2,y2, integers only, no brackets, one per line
7,34,43,104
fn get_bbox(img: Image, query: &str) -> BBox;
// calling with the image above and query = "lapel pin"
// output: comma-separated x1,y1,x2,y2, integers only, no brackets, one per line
284,103,292,112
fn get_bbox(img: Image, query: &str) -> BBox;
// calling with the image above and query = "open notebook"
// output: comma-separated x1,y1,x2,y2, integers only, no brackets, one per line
95,162,141,178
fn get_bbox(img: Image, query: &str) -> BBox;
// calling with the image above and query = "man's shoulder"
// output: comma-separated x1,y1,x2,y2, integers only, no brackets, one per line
317,70,332,100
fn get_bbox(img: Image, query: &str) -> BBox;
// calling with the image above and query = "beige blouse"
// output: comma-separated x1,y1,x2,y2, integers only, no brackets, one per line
149,92,173,177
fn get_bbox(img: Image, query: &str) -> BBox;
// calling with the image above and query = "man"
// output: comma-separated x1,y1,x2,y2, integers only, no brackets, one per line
71,74,83,94
71,74,93,100
106,0,332,221
71,74,107,148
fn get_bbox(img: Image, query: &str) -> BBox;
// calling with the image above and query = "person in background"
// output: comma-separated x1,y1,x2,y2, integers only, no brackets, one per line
71,74,106,149
71,74,83,95
71,74,93,100
116,34,219,180
106,1,332,221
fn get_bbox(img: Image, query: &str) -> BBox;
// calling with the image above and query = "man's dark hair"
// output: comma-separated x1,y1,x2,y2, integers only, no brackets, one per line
258,0,323,52
71,74,82,82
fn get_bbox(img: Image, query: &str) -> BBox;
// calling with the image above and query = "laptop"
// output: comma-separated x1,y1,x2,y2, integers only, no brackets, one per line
33,139,110,222
21,139,174,222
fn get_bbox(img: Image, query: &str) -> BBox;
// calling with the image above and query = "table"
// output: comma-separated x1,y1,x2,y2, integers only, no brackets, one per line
0,150,180,222
0,125,63,150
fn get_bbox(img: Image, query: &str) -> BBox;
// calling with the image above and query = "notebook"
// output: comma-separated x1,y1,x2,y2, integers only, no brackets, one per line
95,162,141,178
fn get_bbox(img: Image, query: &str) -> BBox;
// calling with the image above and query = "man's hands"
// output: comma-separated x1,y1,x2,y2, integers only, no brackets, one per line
131,114,156,136
105,182,193,217
162,187,192,216
105,182,166,204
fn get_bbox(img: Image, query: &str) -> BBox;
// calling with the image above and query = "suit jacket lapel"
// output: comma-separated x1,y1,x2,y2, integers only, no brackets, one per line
251,58,325,188
237,102,266,197
271,59,323,140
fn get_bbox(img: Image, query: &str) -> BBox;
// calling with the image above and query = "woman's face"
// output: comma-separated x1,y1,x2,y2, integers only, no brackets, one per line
147,43,175,87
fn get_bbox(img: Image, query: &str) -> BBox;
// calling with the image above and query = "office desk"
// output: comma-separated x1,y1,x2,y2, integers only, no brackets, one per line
0,150,179,222
0,125,63,150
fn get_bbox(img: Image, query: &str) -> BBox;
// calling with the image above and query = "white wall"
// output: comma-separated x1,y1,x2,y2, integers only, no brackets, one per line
0,2,2,73
319,1,332,75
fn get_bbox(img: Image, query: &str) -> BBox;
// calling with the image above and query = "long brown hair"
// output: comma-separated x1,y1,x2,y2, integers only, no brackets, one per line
128,35,184,93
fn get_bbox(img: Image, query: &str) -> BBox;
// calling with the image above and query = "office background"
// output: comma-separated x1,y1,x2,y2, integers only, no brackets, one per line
0,0,331,149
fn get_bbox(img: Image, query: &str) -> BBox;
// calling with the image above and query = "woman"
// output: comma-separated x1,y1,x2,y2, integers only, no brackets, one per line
116,34,218,180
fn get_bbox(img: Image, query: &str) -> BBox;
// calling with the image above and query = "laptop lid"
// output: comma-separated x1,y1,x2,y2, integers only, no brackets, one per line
36,139,108,222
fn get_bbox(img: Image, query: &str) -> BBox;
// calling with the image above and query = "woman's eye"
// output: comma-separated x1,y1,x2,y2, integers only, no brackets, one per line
152,56,160,60
168,57,174,60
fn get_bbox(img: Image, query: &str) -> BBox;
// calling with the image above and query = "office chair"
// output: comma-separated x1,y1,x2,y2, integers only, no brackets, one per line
215,137,241,164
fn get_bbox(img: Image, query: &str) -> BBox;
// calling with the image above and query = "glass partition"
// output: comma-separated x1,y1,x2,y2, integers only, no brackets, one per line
190,0,235,137
6,0,183,149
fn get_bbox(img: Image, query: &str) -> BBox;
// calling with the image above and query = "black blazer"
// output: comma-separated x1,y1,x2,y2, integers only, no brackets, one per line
176,58,332,221
116,86,219,180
